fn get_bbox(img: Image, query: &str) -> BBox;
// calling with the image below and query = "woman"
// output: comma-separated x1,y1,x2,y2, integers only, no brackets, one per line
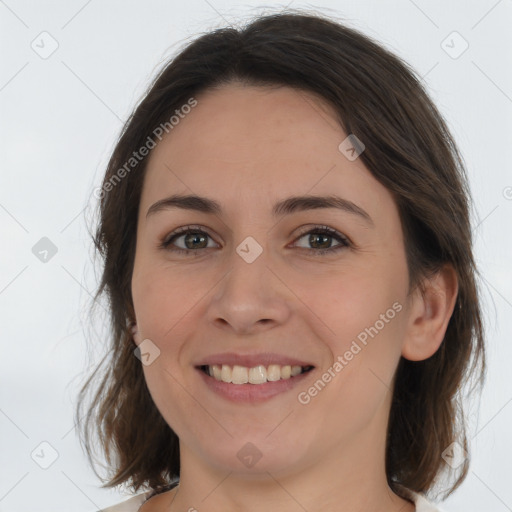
78,11,486,512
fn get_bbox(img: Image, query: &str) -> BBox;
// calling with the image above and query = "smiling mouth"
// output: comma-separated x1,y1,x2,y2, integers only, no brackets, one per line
198,364,314,385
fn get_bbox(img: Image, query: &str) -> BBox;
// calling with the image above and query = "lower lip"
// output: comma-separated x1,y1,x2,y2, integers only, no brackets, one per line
196,367,314,403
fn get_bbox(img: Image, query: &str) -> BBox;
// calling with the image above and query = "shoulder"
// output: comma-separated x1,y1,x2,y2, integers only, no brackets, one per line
95,490,153,512
397,486,449,512
96,484,448,512
96,482,179,512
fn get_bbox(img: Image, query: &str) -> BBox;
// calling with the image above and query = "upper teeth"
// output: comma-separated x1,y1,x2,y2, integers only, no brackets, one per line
207,364,305,384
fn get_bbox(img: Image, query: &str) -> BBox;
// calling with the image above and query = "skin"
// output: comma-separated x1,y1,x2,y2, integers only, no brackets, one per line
131,83,458,512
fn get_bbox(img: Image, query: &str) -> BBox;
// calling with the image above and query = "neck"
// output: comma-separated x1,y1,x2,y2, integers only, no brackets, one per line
170,402,415,512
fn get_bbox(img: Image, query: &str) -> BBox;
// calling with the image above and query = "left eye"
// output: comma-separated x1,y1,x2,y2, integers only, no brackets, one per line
291,226,350,255
159,225,350,255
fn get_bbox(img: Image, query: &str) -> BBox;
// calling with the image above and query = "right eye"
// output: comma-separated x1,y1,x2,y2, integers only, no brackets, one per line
159,226,218,255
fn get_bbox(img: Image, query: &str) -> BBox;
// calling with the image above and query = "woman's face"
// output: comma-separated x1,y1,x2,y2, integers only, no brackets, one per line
131,84,414,478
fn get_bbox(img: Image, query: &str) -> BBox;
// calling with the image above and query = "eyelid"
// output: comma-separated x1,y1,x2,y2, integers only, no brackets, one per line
160,223,352,254
164,224,351,242
292,224,351,244
160,224,220,248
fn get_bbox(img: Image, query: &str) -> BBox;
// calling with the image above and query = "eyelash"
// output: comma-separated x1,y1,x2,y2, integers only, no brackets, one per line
158,224,351,256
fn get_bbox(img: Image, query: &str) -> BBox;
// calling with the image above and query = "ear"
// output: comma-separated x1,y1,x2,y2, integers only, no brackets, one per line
401,264,458,361
130,323,142,346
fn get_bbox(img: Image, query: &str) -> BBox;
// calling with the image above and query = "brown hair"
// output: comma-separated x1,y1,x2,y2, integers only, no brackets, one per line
76,10,486,501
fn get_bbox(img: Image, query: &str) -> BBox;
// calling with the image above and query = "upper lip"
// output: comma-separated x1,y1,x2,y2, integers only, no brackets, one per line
194,352,314,368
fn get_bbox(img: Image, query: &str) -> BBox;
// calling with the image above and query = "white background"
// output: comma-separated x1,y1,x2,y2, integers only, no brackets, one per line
0,1,511,511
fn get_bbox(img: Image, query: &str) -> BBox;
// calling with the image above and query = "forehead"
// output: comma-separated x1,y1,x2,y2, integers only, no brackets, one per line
149,84,342,167
139,84,395,224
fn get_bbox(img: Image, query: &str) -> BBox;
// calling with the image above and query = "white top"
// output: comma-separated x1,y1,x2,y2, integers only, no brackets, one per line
96,486,447,511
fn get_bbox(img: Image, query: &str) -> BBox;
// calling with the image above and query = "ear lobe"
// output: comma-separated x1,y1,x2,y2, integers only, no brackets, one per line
401,264,458,361
130,323,142,346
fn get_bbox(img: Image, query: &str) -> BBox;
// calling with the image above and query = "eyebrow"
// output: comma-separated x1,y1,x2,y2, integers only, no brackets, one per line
146,193,374,227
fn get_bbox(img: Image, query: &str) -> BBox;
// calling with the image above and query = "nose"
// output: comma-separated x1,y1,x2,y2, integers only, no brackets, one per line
206,242,291,336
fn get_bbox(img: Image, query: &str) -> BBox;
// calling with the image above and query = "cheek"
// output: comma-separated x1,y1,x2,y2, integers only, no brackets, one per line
132,266,206,434
132,260,199,342
303,267,407,399
305,267,406,347
297,286,406,446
